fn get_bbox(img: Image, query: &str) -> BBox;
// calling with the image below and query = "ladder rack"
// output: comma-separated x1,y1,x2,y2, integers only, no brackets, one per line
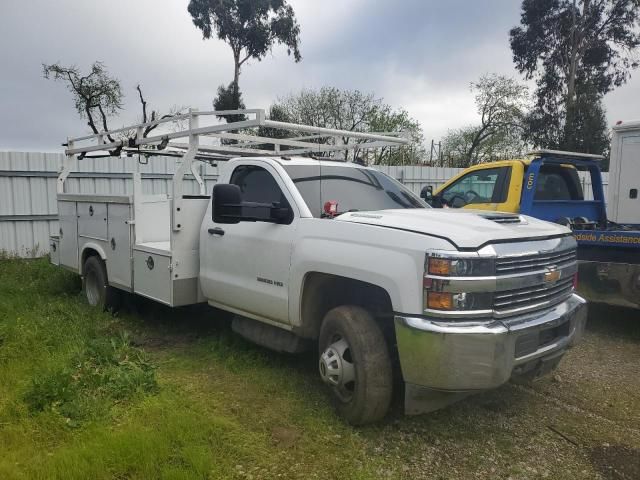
60,107,410,191
58,108,412,232
64,108,410,159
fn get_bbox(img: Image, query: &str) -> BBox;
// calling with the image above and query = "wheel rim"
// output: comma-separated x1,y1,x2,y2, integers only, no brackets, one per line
85,268,101,306
319,335,356,402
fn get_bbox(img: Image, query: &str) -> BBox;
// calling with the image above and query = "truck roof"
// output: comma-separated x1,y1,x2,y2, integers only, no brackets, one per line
612,120,640,131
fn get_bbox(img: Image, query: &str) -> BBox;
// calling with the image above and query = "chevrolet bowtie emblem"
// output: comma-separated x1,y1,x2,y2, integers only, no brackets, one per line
544,268,561,283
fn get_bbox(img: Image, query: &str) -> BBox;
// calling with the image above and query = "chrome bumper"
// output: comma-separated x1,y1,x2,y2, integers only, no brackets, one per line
394,294,587,392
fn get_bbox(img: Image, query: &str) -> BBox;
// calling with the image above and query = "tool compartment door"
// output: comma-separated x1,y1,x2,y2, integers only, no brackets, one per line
107,203,132,289
78,202,108,240
133,245,172,306
58,200,78,270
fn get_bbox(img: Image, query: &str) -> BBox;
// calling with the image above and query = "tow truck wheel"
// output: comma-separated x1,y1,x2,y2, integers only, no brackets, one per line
83,256,120,312
318,305,392,425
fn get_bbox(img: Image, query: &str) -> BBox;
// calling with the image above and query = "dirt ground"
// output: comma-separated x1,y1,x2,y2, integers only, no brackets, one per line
360,302,640,479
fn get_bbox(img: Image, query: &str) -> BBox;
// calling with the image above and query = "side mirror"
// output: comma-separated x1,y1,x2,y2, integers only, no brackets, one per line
270,205,293,224
212,183,242,224
420,185,433,200
212,183,293,224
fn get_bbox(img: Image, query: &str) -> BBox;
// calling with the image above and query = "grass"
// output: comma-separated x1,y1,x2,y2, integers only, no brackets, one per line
1,258,639,479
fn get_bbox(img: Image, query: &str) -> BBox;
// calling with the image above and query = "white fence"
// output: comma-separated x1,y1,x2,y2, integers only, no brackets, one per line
0,151,608,257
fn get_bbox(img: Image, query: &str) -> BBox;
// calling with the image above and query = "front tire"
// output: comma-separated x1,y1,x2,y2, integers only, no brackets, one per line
83,256,120,311
318,305,393,425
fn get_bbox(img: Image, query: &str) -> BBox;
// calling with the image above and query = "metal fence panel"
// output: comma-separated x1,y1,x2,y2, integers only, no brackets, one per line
0,151,609,257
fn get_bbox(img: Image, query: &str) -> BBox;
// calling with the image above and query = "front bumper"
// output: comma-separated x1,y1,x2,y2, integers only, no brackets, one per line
394,293,587,392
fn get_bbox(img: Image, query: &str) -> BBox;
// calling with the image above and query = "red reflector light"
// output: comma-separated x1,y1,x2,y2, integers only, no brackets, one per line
324,200,338,217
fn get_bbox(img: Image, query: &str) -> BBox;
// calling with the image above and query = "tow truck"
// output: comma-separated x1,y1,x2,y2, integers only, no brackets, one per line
424,122,640,308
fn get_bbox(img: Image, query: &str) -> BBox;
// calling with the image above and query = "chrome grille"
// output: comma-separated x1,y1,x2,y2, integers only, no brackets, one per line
495,249,576,275
493,277,574,316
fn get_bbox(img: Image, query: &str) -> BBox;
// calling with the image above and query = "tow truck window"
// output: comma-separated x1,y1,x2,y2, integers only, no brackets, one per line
283,165,427,217
440,167,510,207
534,166,584,201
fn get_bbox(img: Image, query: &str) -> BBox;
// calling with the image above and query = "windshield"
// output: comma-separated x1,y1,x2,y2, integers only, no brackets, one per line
283,164,428,217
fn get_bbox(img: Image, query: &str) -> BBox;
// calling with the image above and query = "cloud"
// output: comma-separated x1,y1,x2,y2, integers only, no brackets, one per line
0,0,638,152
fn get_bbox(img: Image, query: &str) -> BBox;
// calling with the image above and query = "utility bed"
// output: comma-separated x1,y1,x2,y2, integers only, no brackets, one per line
51,191,209,306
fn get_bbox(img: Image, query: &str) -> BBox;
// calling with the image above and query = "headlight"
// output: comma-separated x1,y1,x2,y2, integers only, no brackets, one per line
427,256,495,277
424,251,496,317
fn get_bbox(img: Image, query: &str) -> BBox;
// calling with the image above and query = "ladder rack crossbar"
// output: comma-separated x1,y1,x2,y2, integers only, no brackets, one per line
528,149,604,160
64,108,410,158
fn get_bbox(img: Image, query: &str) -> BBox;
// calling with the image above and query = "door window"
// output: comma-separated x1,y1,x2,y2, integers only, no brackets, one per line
229,165,293,223
230,165,285,204
441,167,510,207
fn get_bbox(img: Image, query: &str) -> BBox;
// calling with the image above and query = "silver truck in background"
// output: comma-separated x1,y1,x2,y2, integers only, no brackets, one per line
50,109,587,424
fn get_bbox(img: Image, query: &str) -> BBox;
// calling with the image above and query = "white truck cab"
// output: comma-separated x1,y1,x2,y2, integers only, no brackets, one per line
50,110,587,424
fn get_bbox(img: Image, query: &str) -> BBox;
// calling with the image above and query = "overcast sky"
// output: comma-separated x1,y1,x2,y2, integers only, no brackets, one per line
1,0,638,152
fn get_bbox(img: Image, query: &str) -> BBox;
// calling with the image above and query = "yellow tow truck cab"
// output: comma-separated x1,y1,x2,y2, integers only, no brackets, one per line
428,156,585,214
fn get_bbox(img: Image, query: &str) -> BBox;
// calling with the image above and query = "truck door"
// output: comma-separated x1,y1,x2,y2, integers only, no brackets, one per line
200,164,296,324
437,166,512,211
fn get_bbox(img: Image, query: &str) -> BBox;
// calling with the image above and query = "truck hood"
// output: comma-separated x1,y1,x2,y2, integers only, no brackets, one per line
336,209,570,250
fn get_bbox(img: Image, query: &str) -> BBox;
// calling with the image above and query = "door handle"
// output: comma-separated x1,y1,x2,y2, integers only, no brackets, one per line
208,227,225,236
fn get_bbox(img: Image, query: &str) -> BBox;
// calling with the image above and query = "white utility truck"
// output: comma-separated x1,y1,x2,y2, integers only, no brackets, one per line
50,109,587,424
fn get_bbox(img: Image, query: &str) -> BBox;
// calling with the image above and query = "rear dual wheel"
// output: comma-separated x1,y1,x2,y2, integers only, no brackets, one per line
318,305,393,425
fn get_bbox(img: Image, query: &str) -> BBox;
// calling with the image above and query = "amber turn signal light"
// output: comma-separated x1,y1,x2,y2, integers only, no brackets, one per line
426,292,453,310
428,258,451,276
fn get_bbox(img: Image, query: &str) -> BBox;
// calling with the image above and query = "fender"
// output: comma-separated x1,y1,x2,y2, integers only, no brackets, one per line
288,220,456,326
79,242,108,273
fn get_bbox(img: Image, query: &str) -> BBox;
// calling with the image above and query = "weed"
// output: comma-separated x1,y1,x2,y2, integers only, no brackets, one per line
24,331,157,422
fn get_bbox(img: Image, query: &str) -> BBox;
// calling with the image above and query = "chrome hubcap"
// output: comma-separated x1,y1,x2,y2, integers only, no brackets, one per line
319,337,356,402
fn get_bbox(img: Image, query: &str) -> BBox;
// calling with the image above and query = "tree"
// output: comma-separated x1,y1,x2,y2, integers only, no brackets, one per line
213,83,247,123
366,105,425,165
134,85,187,139
441,125,526,167
44,62,184,144
262,87,425,164
440,74,529,167
510,0,640,153
188,0,302,116
43,62,123,142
